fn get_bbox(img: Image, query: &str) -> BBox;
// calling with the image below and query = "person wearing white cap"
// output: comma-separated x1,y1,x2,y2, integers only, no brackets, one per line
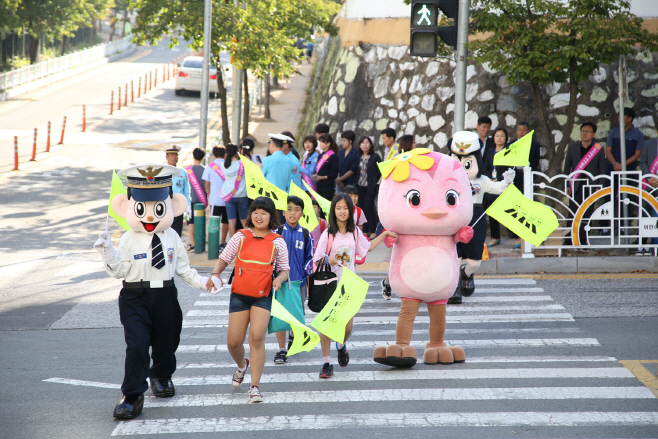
93,163,220,420
261,133,295,192
279,132,303,189
165,145,190,237
448,131,515,304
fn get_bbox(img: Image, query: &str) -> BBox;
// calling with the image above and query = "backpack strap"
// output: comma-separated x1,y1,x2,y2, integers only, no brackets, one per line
302,227,310,249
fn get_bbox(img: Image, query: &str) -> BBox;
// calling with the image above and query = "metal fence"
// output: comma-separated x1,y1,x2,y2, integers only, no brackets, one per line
522,167,658,257
0,36,133,92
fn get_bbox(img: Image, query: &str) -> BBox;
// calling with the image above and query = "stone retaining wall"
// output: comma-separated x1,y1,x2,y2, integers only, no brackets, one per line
300,37,658,170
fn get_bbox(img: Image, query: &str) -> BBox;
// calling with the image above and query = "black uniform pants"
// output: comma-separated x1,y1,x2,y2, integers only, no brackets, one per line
118,284,183,397
357,184,379,234
172,214,184,236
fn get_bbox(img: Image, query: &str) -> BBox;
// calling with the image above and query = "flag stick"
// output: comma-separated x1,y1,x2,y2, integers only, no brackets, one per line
471,210,487,228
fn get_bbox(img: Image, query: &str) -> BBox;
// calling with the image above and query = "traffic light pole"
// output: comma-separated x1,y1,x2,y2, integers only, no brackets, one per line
452,0,470,133
199,0,212,153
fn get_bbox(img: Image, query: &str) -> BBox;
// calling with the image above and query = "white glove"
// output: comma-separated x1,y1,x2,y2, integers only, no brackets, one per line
200,275,224,294
93,230,116,259
503,169,516,185
186,205,192,217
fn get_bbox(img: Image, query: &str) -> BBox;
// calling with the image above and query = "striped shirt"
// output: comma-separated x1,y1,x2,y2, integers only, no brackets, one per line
220,229,289,273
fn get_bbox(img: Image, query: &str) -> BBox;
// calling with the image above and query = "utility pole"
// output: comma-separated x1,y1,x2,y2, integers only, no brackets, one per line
452,0,470,133
199,0,212,153
231,0,243,145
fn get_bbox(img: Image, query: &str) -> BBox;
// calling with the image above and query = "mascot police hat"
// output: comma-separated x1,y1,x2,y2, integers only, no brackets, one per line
117,163,182,202
450,131,480,156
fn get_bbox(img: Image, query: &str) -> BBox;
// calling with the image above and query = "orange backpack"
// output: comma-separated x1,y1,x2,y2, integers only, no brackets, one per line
231,229,280,298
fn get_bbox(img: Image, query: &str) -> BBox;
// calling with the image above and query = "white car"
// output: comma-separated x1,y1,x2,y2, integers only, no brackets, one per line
175,56,221,96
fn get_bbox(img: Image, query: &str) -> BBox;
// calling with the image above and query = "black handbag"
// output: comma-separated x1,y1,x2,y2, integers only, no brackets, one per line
308,257,338,312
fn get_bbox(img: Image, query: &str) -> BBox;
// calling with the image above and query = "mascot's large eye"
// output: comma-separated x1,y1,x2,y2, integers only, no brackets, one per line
154,201,167,219
445,190,460,208
134,202,146,218
463,160,472,171
405,190,421,208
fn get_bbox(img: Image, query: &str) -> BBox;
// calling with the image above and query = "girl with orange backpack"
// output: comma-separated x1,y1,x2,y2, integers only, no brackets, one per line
206,197,289,403
311,193,396,378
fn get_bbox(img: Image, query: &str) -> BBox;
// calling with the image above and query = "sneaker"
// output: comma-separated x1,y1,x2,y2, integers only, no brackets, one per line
636,247,645,256
336,343,349,367
248,385,263,403
232,359,249,388
287,331,294,351
381,278,392,300
319,362,334,378
274,349,287,364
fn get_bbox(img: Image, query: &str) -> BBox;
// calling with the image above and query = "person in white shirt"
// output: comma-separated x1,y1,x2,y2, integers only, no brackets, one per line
202,146,230,249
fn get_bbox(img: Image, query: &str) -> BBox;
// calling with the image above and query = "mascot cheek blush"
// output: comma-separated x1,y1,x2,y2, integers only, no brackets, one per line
373,149,474,368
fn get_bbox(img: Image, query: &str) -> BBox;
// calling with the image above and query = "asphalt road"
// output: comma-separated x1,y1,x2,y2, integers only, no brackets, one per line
0,43,657,439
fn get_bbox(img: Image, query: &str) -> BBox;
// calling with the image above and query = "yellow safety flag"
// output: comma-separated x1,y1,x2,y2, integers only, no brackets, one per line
108,170,131,231
377,159,392,175
240,156,288,211
493,130,534,167
311,269,369,344
270,297,320,356
303,180,332,218
288,182,319,232
485,184,558,247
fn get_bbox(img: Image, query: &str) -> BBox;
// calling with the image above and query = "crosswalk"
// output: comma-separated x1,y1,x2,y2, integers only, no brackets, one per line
107,276,658,436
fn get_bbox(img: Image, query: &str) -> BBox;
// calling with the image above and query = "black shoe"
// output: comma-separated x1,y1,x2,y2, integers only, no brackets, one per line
150,377,175,398
319,362,334,378
113,394,144,419
447,290,462,304
274,349,287,364
381,278,392,300
459,266,475,297
336,343,349,367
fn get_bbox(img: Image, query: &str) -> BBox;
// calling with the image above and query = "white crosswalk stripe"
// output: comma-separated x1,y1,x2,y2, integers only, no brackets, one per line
70,275,656,437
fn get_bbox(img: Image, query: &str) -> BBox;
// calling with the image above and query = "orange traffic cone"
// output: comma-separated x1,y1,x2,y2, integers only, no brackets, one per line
482,243,490,261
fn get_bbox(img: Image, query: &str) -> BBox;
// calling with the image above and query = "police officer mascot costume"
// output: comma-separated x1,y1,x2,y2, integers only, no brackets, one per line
448,131,515,303
94,163,220,419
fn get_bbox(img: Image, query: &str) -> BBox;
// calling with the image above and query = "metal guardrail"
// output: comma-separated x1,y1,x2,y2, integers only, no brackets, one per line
0,36,133,92
522,167,658,257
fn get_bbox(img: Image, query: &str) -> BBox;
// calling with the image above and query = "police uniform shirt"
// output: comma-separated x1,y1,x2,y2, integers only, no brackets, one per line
172,165,191,204
470,175,511,204
103,228,203,289
286,152,302,189
261,150,294,191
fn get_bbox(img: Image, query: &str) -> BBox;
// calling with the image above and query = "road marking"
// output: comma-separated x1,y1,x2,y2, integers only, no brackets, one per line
619,360,658,398
54,261,103,277
475,278,537,285
193,295,555,307
43,377,120,389
143,386,655,408
183,313,576,327
0,259,42,277
363,287,545,295
111,411,658,435
186,304,564,318
177,356,618,370
177,339,600,353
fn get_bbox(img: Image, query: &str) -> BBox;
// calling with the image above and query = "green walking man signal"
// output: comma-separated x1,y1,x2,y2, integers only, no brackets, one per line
410,0,459,57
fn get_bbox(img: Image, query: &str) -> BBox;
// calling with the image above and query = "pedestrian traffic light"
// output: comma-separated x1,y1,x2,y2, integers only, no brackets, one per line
410,0,459,56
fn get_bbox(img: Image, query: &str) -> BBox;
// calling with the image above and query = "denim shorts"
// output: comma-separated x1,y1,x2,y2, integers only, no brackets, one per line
229,292,272,313
225,197,249,221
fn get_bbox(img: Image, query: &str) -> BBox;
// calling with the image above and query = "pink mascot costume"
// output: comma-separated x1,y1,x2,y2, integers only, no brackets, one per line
373,149,474,368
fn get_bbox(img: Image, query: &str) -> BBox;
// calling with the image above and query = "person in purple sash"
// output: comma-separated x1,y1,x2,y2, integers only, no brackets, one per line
185,148,208,252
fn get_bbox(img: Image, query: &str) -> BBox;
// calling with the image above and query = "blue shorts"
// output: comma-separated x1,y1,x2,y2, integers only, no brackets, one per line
228,292,272,313
225,197,249,221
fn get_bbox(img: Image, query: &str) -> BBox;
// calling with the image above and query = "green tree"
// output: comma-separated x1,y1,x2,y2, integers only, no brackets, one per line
470,0,658,176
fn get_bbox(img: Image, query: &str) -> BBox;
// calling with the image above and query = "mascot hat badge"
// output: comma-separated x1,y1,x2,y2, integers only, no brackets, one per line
373,149,474,368
448,131,515,304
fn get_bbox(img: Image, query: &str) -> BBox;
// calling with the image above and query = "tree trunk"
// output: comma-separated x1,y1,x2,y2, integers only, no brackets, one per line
272,73,279,88
216,65,231,146
29,34,40,63
242,69,250,140
264,73,271,120
60,35,67,56
122,9,128,38
550,58,579,177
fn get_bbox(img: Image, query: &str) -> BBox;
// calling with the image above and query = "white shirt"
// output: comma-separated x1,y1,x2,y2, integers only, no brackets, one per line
202,158,226,207
103,228,203,289
470,175,510,204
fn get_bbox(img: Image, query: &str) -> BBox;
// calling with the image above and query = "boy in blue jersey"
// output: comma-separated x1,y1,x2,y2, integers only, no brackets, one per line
274,196,315,364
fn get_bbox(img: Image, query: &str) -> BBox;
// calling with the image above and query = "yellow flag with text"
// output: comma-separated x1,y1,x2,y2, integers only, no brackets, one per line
240,156,288,210
303,180,332,218
288,182,319,232
485,184,558,247
493,130,534,167
270,298,320,356
311,269,369,343
108,170,131,231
